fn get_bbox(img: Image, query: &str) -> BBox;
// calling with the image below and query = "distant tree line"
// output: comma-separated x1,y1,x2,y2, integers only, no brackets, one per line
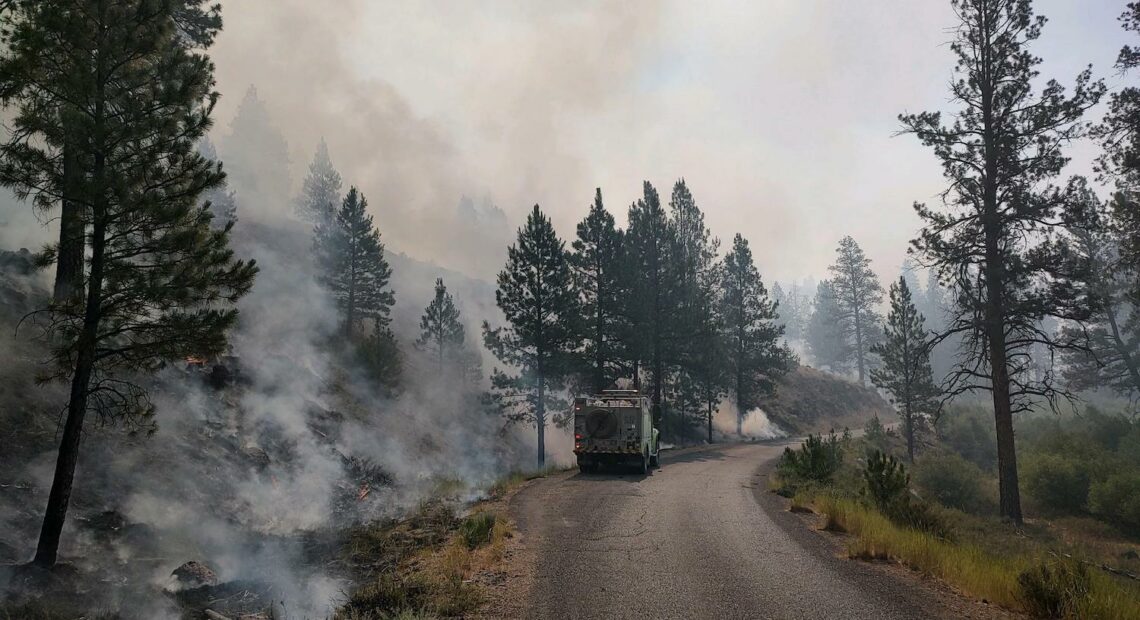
481,182,794,466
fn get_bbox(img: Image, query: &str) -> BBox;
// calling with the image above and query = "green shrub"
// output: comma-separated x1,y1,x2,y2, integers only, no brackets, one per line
458,512,497,550
1082,407,1134,452
913,450,991,514
938,406,997,471
1089,472,1140,530
863,450,909,509
864,415,889,450
882,496,952,539
860,449,951,538
1016,560,1091,618
1021,452,1091,515
778,433,843,482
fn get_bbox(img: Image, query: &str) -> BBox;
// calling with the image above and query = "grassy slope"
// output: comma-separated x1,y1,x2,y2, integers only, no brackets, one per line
773,436,1140,619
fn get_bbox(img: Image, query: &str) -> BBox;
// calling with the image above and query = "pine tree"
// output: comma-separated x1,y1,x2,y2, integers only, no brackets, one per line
783,282,809,342
828,236,883,386
0,0,257,567
568,188,626,393
668,179,721,434
807,280,854,373
625,181,677,427
314,187,394,340
870,277,941,462
1095,2,1140,182
198,138,237,226
900,0,1104,522
296,138,343,227
483,205,580,467
1094,4,1140,305
220,85,290,217
416,278,478,383
721,234,791,435
1058,181,1140,399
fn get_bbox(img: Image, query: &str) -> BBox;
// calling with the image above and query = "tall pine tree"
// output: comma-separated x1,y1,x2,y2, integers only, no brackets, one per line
314,187,394,340
625,181,676,427
721,234,791,435
0,0,257,567
568,188,626,393
483,205,580,467
668,179,721,434
416,278,478,383
807,280,854,373
296,138,343,227
220,85,290,217
828,236,883,386
900,0,1104,522
870,277,941,462
1058,182,1140,399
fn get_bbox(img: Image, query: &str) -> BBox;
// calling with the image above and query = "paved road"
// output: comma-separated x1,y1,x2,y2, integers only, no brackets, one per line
510,442,973,620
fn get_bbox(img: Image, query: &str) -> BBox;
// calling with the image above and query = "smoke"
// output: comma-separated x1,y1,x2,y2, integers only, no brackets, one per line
207,0,667,280
0,198,541,617
713,401,785,440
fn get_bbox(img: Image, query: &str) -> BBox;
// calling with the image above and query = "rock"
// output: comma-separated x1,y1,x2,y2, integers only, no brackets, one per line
168,560,218,591
1122,549,1139,561
241,444,270,469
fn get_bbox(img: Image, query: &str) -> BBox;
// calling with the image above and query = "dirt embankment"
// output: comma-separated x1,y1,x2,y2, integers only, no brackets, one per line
758,366,894,435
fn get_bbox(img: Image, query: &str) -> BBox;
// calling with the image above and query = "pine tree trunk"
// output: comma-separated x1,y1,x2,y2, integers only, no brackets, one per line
594,303,605,393
34,164,107,568
854,306,866,386
536,373,546,469
53,145,84,303
904,403,915,463
707,397,713,443
979,10,1022,523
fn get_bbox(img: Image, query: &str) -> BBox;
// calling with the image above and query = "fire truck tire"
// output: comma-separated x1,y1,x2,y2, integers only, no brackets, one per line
649,452,660,468
638,453,649,475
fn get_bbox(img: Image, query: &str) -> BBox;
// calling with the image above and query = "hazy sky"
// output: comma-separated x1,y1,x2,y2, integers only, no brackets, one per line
209,0,1128,284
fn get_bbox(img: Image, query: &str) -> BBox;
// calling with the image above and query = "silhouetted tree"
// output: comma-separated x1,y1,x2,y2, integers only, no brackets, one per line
296,138,342,227
720,234,791,435
220,85,290,216
807,280,854,374
483,205,580,467
568,188,626,393
1059,182,1140,400
871,277,941,462
416,278,478,383
900,0,1104,522
314,187,394,340
625,181,677,427
828,236,883,386
668,179,721,434
0,0,257,567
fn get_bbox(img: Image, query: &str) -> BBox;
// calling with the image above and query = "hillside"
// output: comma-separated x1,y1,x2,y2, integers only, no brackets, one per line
757,365,894,435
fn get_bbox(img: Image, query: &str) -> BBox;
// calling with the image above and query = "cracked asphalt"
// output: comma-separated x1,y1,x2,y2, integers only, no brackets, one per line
510,442,971,619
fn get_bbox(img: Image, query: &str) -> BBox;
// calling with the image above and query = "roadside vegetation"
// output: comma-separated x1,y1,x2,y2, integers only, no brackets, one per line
335,465,559,619
771,408,1140,619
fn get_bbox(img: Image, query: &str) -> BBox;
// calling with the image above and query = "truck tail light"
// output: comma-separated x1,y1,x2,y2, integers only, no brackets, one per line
574,433,582,440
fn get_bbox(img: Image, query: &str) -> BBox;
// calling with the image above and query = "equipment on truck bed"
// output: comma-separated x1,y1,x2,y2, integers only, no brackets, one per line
572,389,660,474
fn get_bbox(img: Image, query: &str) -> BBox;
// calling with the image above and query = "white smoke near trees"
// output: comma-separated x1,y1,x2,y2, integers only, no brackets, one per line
713,401,785,440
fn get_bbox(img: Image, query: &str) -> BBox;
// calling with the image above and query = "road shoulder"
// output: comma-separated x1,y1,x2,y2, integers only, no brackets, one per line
750,458,1020,619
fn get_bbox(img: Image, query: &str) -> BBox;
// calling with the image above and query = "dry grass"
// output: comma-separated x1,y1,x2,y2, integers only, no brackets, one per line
806,492,1140,618
338,468,530,619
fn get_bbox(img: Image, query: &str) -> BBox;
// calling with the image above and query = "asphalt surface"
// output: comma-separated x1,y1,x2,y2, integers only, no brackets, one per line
510,442,967,620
